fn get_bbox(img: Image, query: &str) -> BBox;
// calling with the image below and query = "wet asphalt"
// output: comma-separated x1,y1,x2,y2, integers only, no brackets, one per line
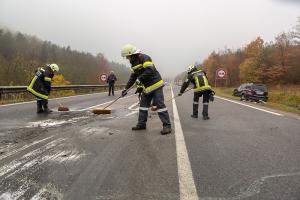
0,86,299,200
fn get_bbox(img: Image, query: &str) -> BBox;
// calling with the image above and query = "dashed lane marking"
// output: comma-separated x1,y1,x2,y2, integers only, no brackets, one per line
215,96,283,116
171,86,199,200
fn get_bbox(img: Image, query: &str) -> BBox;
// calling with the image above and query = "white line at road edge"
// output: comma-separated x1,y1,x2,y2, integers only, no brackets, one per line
0,90,124,108
215,96,283,116
171,86,199,200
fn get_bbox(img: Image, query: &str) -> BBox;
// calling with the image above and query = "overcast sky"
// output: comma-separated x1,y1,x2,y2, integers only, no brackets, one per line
0,0,299,77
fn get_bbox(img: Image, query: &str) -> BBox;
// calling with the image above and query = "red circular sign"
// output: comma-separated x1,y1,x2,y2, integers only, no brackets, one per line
216,69,227,79
100,74,107,82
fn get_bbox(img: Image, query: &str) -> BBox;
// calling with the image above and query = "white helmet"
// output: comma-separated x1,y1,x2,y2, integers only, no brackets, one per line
49,63,59,72
121,44,141,57
187,65,196,74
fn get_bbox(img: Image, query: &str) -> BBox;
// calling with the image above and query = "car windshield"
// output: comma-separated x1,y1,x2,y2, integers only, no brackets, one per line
252,85,267,91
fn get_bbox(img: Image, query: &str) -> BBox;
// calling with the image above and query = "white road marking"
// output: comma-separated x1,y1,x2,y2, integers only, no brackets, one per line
215,96,283,116
125,111,138,117
171,86,199,200
76,94,135,111
128,101,139,111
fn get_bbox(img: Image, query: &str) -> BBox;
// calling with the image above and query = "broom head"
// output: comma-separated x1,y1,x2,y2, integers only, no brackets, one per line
151,106,158,111
58,106,69,111
92,108,111,115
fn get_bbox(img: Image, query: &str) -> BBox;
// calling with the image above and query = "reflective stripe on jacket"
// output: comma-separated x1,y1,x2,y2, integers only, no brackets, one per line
27,66,54,99
180,70,211,94
192,70,211,92
126,53,164,94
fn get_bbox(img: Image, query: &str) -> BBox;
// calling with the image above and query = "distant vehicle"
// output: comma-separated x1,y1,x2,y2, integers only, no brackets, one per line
233,83,268,102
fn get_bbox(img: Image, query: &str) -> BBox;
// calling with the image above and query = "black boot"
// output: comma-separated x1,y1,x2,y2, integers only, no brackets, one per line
132,125,146,131
161,127,172,135
192,102,198,118
42,101,53,114
202,104,210,120
36,101,44,114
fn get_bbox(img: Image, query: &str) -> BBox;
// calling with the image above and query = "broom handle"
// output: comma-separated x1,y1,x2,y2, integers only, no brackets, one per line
54,98,63,107
102,96,123,110
166,87,192,102
102,86,134,110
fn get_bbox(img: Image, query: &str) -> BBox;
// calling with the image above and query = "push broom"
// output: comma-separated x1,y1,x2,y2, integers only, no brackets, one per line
55,98,69,111
92,86,134,115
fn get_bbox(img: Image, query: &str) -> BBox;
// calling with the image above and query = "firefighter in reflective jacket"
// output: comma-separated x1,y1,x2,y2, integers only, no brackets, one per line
121,44,172,135
27,64,59,114
179,65,212,120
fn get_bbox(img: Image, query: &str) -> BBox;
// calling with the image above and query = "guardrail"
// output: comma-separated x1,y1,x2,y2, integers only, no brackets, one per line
0,84,126,101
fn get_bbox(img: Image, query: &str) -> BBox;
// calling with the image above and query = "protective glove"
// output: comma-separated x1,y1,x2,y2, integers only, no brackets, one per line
121,89,128,97
178,93,183,96
135,87,144,94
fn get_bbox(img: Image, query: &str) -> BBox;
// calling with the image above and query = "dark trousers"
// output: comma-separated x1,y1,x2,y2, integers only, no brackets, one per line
193,90,210,116
138,88,171,128
108,83,115,96
37,98,48,104
36,97,48,112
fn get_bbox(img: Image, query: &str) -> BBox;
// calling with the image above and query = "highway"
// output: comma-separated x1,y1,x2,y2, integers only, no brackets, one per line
0,86,299,200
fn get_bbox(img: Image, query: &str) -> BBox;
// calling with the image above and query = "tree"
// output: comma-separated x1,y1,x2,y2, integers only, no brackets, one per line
239,37,264,83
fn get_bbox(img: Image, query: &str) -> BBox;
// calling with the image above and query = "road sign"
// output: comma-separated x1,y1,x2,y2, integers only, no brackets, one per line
99,74,107,82
216,68,227,79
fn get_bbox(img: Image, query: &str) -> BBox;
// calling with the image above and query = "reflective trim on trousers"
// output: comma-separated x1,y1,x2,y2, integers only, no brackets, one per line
139,107,148,111
157,107,168,113
203,102,209,105
193,101,199,104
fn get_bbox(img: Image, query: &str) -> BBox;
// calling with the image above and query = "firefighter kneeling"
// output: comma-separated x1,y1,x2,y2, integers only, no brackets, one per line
27,64,59,114
179,65,213,120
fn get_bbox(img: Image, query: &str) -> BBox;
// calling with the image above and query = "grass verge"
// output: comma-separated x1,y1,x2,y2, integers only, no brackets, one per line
213,87,300,115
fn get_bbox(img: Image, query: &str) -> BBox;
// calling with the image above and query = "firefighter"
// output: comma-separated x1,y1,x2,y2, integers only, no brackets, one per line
179,65,213,120
121,44,172,135
27,64,59,114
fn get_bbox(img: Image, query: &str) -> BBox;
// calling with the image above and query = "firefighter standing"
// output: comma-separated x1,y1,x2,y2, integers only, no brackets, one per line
107,71,117,96
121,44,172,135
27,64,59,114
179,65,213,120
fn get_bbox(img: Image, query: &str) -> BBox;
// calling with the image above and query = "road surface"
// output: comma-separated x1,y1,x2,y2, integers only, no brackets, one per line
0,86,299,200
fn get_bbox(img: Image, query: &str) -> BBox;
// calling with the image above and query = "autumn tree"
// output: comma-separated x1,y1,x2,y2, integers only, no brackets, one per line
239,37,264,83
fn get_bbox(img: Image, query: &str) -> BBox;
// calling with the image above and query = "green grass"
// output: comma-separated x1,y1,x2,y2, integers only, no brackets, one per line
213,86,300,115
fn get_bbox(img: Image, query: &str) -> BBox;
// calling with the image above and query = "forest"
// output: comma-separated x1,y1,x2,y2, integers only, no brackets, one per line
0,29,130,86
175,18,300,87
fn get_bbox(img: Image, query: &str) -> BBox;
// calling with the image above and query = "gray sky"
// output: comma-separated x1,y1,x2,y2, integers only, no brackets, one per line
0,0,299,77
